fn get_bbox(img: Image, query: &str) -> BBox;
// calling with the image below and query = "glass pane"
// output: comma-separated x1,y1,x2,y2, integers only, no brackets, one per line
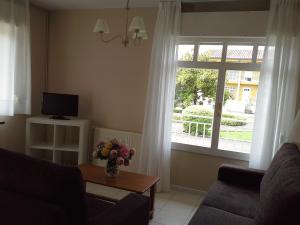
172,68,219,148
226,45,253,63
178,45,194,61
198,44,223,62
257,45,265,63
218,70,260,153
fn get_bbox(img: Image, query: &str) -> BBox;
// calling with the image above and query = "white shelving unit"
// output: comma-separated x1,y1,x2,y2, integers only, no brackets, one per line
26,116,90,165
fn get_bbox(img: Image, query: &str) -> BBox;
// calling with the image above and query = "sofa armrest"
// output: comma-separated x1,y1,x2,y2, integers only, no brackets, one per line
88,193,149,225
218,164,265,189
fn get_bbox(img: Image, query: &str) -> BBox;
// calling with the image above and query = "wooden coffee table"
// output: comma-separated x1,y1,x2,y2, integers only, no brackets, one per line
79,164,160,219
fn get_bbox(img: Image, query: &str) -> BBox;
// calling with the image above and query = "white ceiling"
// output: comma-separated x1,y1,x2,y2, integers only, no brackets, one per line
30,0,239,10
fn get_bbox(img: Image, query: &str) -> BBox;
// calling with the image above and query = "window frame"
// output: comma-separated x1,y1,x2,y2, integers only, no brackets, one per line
172,36,266,161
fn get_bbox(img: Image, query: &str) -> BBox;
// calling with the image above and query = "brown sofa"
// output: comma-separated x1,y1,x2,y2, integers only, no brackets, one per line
188,143,300,225
0,148,150,225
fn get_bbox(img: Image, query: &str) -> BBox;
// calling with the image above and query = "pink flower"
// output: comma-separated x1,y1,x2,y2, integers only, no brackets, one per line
129,148,135,156
110,150,118,158
120,146,130,158
117,157,124,166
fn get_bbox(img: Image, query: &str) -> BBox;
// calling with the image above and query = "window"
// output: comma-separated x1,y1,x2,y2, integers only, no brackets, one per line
227,70,239,81
173,37,265,158
257,46,265,63
244,71,253,82
0,6,31,116
0,21,14,116
198,44,223,62
178,45,194,61
225,86,236,95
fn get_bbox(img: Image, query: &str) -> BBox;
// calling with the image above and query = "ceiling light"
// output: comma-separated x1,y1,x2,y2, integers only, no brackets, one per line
93,0,148,47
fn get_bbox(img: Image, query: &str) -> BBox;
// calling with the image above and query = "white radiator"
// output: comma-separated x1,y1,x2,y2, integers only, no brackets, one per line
92,127,141,172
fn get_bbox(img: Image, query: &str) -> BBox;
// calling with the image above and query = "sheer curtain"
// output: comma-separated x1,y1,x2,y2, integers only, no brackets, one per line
250,0,300,169
138,0,181,192
0,0,31,116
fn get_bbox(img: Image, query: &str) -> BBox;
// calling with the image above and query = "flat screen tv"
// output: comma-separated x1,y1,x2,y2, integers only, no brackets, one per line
42,92,79,120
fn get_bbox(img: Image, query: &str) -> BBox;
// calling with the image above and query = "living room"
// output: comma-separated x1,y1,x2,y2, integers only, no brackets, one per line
0,0,300,225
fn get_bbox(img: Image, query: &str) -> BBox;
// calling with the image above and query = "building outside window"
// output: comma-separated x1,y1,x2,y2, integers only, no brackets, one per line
172,37,265,159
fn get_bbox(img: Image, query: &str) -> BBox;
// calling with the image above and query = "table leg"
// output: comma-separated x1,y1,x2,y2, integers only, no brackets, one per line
83,181,86,192
149,184,156,219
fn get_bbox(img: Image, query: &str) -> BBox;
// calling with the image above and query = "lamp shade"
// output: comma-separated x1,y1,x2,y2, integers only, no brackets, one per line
287,109,300,148
132,32,148,40
137,32,148,40
93,19,110,34
129,17,146,33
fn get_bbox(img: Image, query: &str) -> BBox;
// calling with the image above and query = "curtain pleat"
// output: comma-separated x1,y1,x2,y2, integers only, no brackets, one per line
138,0,181,192
0,0,31,116
250,0,300,169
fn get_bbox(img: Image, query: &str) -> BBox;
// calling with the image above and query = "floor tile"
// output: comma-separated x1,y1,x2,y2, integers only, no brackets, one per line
153,209,189,225
149,221,163,225
85,184,206,225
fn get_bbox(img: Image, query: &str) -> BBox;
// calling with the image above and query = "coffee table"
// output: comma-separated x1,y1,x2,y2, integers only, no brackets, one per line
79,164,160,219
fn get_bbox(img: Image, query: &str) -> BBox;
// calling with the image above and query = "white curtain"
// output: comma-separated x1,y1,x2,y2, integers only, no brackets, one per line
0,0,31,116
138,0,181,192
250,0,300,169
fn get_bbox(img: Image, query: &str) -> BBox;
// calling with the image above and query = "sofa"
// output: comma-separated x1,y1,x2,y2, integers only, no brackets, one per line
0,148,150,225
188,143,300,225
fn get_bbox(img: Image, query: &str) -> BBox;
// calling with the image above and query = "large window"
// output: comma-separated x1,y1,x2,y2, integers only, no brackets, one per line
172,37,265,158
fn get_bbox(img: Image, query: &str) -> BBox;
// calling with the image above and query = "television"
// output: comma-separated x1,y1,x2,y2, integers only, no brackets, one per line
42,92,79,120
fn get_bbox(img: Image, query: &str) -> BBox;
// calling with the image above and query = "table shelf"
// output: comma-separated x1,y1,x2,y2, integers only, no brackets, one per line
26,116,90,165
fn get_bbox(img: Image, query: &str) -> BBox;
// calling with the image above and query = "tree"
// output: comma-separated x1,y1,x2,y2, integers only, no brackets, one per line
175,68,232,108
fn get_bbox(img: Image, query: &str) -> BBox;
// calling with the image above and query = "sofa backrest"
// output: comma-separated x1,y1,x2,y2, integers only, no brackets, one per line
256,143,300,225
0,149,86,225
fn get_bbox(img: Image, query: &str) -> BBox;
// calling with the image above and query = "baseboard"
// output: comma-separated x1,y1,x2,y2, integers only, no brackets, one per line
171,184,207,195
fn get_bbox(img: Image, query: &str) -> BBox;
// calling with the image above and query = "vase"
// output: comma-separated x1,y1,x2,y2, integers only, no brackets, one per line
105,159,119,177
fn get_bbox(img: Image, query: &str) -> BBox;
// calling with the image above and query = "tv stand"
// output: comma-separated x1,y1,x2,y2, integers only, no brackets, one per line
50,115,70,120
26,116,90,165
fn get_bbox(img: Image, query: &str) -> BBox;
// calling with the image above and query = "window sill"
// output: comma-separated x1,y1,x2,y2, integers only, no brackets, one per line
171,142,249,161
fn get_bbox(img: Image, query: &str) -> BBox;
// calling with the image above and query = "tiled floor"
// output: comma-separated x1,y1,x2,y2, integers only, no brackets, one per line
87,183,205,225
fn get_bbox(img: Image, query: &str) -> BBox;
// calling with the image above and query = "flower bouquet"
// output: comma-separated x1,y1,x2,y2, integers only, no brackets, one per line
93,139,135,177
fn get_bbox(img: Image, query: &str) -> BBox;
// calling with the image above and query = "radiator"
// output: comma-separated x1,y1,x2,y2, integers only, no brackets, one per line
92,127,141,172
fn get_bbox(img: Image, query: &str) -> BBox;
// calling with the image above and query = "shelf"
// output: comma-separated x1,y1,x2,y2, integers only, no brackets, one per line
26,116,90,165
55,144,79,152
30,142,54,150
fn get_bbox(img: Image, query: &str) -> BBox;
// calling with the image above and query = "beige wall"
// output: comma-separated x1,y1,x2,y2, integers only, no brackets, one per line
171,150,248,191
48,9,157,133
0,7,298,191
47,10,271,191
181,11,269,36
0,6,47,153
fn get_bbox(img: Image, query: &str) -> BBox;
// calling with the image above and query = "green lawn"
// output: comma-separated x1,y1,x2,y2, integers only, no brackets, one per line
220,131,252,142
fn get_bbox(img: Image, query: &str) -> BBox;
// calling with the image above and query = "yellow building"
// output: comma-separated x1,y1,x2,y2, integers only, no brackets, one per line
225,71,260,104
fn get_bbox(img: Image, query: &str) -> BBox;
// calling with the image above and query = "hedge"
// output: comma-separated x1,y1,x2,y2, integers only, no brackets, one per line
182,105,213,136
181,105,247,136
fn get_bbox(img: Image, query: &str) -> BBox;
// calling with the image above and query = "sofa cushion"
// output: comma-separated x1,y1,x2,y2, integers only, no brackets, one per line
86,195,115,221
0,189,68,225
256,143,300,225
188,205,254,225
0,148,86,225
202,180,259,218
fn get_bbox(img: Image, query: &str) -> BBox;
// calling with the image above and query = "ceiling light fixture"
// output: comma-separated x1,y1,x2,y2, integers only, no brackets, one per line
93,0,148,47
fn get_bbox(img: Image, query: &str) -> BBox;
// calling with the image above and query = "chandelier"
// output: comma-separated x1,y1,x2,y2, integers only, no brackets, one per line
93,0,148,47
